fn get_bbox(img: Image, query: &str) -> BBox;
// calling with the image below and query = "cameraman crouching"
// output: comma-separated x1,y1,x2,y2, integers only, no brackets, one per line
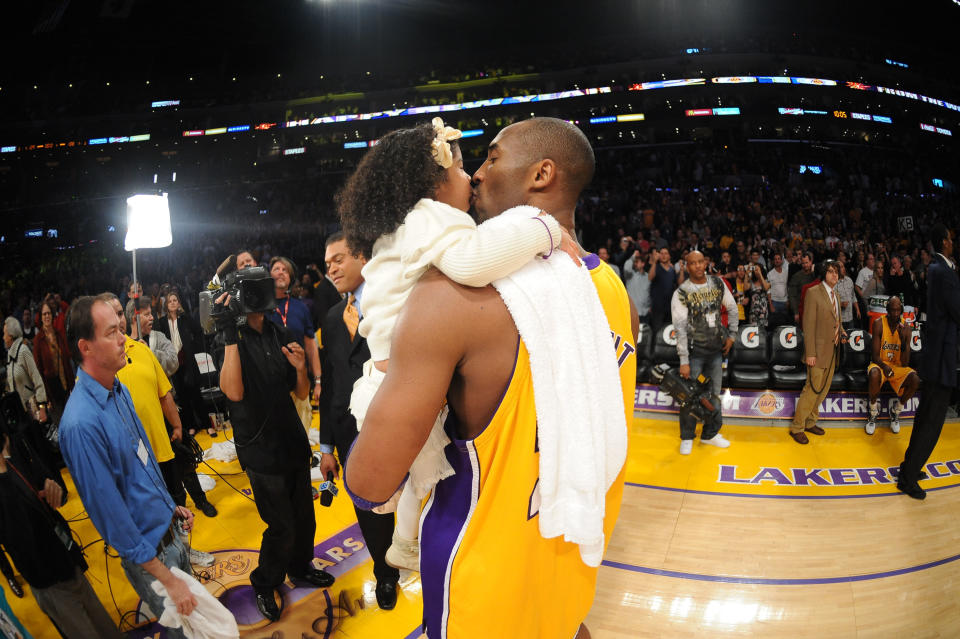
217,290,334,623
670,251,738,455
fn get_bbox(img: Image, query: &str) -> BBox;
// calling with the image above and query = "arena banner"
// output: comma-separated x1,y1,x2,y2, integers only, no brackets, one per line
634,383,918,420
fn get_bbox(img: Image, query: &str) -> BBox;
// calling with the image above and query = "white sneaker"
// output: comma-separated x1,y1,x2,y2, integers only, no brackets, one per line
889,398,902,434
679,439,693,455
865,420,876,435
701,434,731,448
385,531,420,572
188,548,216,567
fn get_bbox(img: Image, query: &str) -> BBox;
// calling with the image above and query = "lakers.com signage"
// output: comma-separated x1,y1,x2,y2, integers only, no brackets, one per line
634,384,918,420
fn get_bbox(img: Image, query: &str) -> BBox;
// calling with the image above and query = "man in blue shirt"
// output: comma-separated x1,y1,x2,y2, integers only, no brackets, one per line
59,297,197,636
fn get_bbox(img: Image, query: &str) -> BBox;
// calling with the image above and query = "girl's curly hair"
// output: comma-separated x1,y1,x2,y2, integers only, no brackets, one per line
335,122,453,260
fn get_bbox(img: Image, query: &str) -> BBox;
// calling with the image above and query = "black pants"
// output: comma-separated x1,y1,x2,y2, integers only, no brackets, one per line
160,447,207,508
900,381,954,483
246,464,316,591
337,443,399,585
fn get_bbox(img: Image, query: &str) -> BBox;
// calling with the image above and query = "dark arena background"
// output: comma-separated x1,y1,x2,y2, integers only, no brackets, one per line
1,1,959,637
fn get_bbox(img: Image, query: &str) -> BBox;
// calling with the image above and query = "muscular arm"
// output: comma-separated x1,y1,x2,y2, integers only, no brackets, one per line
345,274,465,504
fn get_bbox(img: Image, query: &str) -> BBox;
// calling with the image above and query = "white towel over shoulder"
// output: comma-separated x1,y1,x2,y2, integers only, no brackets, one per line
491,206,627,567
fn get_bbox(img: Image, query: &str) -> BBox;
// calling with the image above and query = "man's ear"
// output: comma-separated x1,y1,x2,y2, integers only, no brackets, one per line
530,159,557,192
77,338,91,358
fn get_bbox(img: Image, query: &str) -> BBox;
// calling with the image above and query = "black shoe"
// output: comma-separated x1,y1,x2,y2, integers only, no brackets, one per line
7,577,23,598
896,481,926,500
255,589,281,622
375,580,398,611
197,500,218,517
290,567,335,588
919,471,929,481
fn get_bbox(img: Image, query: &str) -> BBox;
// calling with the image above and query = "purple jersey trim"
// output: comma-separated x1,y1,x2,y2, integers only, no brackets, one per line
582,253,601,270
420,439,479,637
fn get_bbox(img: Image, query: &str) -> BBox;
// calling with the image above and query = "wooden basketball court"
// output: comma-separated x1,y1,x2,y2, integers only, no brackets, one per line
8,411,959,638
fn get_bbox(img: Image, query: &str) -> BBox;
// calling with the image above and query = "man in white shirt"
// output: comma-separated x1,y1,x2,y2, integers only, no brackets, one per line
835,262,860,331
766,253,789,317
855,253,876,299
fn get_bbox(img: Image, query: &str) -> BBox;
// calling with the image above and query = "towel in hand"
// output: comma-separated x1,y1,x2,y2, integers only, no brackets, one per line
491,206,628,567
150,567,239,639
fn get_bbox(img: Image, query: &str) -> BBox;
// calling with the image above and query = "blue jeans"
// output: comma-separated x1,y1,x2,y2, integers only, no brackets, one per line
121,535,191,639
771,300,788,314
679,351,724,441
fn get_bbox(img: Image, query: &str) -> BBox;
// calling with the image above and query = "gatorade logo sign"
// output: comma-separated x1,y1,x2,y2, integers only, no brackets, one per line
911,331,922,351
850,331,865,352
663,325,677,346
779,329,798,349
741,329,759,348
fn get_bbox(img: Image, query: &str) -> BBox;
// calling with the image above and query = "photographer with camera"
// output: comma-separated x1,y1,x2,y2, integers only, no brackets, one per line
59,297,197,638
215,265,334,623
670,251,738,455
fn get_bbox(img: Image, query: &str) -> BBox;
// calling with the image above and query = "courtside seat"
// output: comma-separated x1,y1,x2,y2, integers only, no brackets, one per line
770,325,807,389
635,323,653,383
729,324,771,388
651,323,681,369
842,329,872,391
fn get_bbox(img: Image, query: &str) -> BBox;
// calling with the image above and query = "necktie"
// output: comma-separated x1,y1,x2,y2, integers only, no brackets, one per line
344,293,359,340
830,289,840,345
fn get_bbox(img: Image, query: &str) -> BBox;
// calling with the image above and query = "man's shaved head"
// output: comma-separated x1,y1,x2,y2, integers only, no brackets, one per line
507,118,595,196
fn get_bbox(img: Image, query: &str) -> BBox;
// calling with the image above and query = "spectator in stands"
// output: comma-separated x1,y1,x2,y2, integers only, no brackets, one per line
267,256,323,432
597,247,621,278
855,253,876,299
885,255,917,307
747,264,771,328
33,301,74,426
865,296,919,436
236,249,258,271
670,251,737,455
729,265,750,323
717,251,736,279
766,253,789,319
788,251,816,323
862,261,887,298
4,316,49,427
835,261,860,331
20,308,37,343
790,261,845,445
623,249,652,324
649,248,676,333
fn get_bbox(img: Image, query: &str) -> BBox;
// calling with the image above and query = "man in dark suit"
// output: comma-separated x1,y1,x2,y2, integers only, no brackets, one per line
317,232,400,610
899,224,960,499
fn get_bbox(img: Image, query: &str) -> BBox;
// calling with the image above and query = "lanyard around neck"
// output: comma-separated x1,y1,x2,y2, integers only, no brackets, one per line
275,297,290,327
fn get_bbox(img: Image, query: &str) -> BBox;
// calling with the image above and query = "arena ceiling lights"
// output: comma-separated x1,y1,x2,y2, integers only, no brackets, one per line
4,71,960,155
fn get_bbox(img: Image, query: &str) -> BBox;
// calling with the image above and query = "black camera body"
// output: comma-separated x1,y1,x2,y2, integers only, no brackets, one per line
650,363,717,420
199,265,277,335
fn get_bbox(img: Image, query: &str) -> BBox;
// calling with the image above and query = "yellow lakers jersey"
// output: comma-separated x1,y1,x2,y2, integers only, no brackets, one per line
877,317,902,363
419,255,636,639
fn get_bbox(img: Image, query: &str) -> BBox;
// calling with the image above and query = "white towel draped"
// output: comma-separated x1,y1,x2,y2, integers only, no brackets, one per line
491,206,627,567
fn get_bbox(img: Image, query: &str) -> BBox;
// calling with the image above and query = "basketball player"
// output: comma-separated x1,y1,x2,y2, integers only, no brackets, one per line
344,118,638,639
865,296,919,435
